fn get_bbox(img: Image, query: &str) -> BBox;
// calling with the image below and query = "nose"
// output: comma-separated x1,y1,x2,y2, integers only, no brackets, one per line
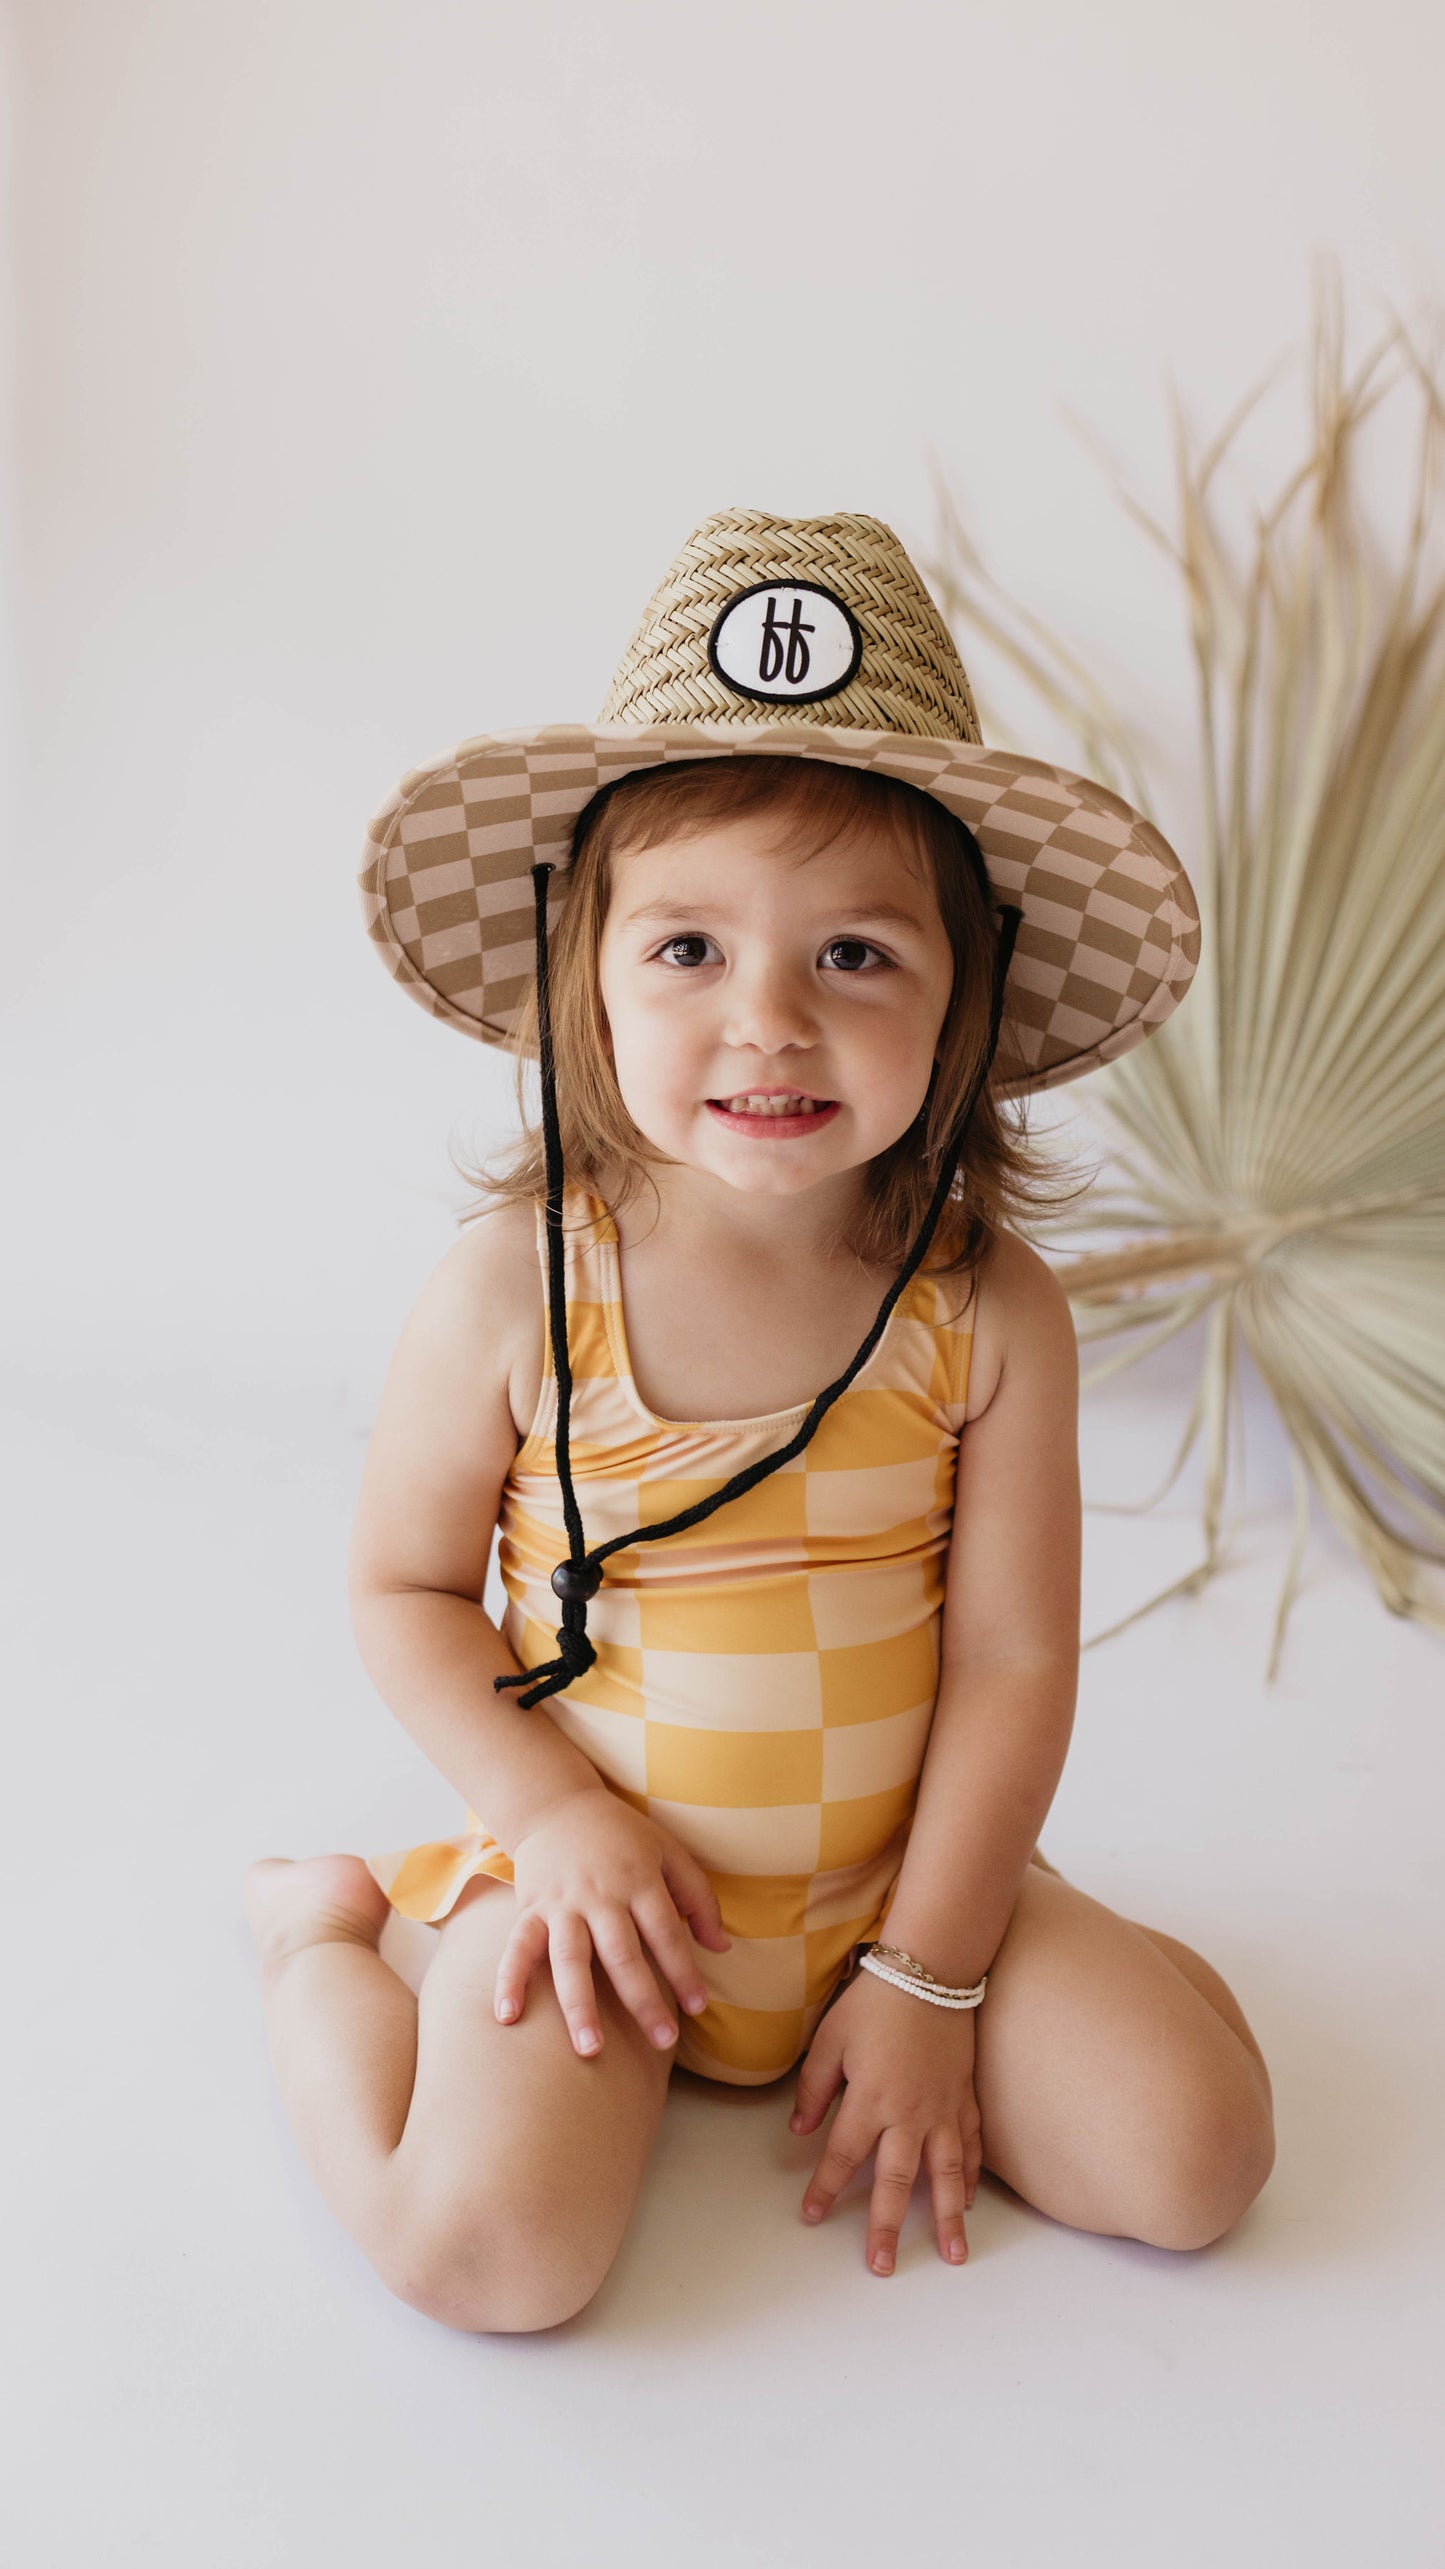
720,952,820,1060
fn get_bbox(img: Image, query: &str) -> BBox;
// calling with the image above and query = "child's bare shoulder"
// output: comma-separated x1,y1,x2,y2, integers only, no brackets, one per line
350,1200,542,1599
399,1196,543,1445
962,1225,1077,1425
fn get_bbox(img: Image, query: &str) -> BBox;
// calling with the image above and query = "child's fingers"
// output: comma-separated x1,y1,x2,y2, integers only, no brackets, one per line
492,1910,548,2025
789,2035,844,2136
863,2130,923,2278
923,2122,970,2266
657,1842,732,1951
588,1901,682,2051
630,1890,711,2021
544,1912,607,2056
800,2096,874,2229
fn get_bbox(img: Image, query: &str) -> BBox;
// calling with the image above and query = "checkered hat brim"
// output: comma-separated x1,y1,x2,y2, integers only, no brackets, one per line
359,718,1199,1095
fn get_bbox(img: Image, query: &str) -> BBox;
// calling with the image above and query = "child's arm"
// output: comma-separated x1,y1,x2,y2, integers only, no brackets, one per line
873,1226,1082,1982
347,1206,729,2053
347,1206,609,1853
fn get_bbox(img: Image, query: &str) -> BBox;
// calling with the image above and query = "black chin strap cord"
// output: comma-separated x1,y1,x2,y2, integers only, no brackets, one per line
495,857,1022,1711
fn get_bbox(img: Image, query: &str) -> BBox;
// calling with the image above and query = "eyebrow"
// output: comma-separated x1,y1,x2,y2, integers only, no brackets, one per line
616,897,930,932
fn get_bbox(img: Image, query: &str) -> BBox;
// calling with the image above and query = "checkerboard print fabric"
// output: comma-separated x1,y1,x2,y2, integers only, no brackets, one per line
364,1190,976,2087
359,722,1199,1094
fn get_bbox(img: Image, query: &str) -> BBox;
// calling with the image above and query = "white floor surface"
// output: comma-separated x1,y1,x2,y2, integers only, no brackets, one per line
8,1341,1444,2567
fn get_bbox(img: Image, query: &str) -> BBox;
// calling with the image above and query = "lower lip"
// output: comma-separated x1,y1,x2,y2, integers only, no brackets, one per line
705,1099,841,1141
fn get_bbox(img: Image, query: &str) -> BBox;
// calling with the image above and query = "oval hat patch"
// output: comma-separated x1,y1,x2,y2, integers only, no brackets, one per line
707,579,863,705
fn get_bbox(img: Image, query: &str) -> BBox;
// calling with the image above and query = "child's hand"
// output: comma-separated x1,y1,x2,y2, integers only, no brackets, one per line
788,1970,983,2274
497,1786,731,2057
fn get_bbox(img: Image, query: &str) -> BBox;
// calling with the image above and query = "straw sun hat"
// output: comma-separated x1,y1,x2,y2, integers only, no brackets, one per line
359,507,1199,1095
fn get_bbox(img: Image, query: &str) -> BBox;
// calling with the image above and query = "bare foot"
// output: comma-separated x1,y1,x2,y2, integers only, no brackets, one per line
242,1853,392,1969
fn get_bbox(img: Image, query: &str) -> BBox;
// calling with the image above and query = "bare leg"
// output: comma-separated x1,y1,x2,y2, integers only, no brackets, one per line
382,1870,677,2331
1025,1844,1268,2073
1128,1919,1271,2080
243,1854,676,2332
244,1855,418,2240
971,1866,1275,2251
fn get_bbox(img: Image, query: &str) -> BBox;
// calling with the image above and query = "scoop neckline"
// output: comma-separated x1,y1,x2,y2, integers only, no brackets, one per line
580,1188,925,1436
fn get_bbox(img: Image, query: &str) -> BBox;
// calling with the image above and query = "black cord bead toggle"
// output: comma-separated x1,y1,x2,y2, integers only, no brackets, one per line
550,1558,602,1603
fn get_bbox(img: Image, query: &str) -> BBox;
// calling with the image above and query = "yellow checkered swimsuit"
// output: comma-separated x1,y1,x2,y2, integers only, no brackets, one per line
365,1187,975,2085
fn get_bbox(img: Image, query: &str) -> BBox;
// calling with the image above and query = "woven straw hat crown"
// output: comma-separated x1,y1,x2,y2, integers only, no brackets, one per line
599,507,983,741
359,503,1200,1091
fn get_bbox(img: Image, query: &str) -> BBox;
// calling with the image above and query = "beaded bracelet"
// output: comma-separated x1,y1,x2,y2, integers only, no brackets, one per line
857,1941,988,2010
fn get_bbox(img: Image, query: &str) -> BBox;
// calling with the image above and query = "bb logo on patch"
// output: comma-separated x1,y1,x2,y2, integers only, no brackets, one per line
707,580,863,706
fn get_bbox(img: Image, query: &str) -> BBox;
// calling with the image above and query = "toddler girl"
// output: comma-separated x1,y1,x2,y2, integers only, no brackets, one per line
244,510,1274,2332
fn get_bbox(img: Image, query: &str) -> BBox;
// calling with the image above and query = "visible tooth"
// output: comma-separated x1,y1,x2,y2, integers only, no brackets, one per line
724,1094,818,1113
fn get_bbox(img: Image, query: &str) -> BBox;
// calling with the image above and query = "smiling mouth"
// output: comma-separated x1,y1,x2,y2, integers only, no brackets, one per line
711,1091,832,1115
704,1091,841,1138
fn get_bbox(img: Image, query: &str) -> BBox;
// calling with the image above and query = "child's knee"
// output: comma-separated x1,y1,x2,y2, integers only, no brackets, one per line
1128,2071,1276,2252
379,2185,615,2335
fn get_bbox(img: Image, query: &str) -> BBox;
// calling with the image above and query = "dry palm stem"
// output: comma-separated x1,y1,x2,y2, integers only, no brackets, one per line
930,276,1445,1678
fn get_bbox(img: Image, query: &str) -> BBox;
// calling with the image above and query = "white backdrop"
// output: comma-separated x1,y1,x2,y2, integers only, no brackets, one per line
7,10,1445,2566
8,0,1445,1393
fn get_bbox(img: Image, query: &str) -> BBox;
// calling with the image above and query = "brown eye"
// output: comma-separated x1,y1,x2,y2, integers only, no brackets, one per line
823,938,880,972
658,935,715,967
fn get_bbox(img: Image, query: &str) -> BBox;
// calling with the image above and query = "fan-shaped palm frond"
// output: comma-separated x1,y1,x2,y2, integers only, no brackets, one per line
929,271,1445,1677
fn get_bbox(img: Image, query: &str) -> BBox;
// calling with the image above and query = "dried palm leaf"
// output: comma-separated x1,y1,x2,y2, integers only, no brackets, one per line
929,272,1445,1677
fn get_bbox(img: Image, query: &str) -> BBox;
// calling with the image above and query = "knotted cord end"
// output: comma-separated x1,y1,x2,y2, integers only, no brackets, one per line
493,1618,598,1710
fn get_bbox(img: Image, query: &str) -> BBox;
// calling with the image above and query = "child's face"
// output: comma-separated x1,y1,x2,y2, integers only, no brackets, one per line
596,809,956,1202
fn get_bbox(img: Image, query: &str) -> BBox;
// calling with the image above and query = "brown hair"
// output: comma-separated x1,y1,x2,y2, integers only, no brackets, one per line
458,756,1091,1280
